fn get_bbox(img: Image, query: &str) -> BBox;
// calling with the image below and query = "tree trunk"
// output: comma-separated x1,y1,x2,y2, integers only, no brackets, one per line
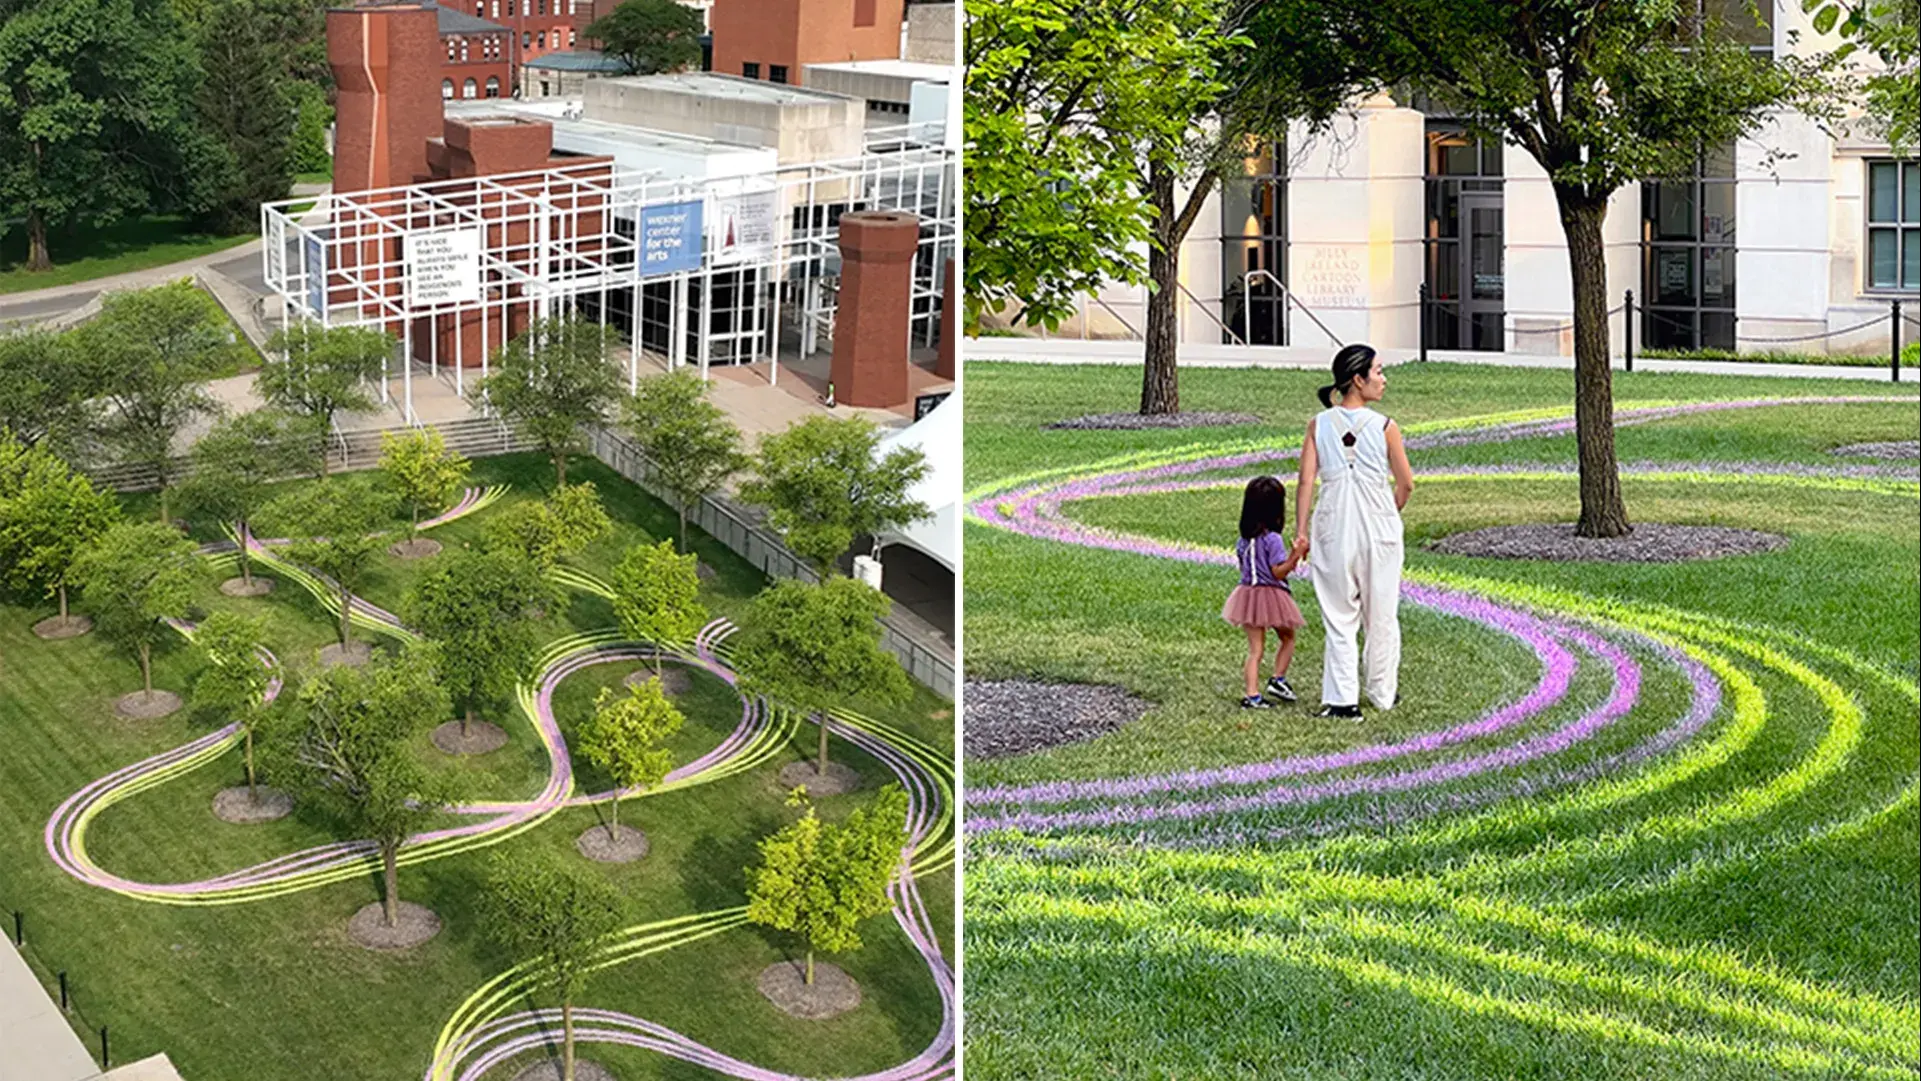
607,791,620,840
318,414,334,478
1139,160,1181,416
58,584,69,620
678,504,689,551
1554,189,1631,539
554,453,568,488
462,704,473,739
805,948,815,986
238,520,254,587
382,842,399,927
245,727,257,801
140,642,153,700
338,582,353,647
817,713,830,776
410,501,420,540
25,209,52,272
563,1000,576,1081
157,486,170,525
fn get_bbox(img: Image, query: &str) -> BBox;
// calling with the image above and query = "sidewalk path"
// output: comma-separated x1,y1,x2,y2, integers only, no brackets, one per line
0,241,263,329
0,938,99,1081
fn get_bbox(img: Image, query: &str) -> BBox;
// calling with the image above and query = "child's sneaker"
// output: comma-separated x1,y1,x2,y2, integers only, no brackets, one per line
1265,675,1297,702
1240,695,1272,710
1316,703,1364,721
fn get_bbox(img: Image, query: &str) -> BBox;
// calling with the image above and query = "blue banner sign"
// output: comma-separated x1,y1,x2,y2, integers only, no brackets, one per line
303,229,328,318
637,200,703,278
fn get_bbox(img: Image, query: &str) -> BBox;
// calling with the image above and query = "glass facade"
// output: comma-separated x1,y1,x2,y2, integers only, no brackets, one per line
1424,125,1504,351
1219,141,1287,345
1641,142,1737,350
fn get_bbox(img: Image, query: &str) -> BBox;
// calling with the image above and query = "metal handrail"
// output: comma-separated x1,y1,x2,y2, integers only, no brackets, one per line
1089,294,1143,340
1243,269,1345,347
1178,280,1245,346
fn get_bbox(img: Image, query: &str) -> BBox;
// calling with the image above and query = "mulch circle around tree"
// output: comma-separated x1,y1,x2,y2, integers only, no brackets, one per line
777,760,860,796
115,690,184,720
757,960,861,1020
1046,411,1265,431
963,680,1152,760
1829,440,1920,460
347,901,442,951
1428,523,1790,564
318,641,374,669
212,786,294,824
576,824,650,863
509,1058,620,1081
218,577,276,598
624,667,693,696
389,538,444,560
431,720,509,756
31,615,92,640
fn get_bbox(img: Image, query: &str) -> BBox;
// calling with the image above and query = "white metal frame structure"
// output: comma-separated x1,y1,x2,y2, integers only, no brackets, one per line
259,137,955,422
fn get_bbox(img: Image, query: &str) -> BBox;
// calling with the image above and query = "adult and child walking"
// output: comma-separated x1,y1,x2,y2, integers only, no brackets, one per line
1224,345,1415,719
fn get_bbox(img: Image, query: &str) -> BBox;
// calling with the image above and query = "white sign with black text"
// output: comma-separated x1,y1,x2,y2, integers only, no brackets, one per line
711,190,779,265
404,228,482,307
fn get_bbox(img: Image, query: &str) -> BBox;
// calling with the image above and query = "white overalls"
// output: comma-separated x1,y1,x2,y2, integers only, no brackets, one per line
1308,405,1403,709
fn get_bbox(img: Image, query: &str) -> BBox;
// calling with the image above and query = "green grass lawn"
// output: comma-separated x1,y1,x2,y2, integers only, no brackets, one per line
962,362,1919,1080
1,217,254,295
1,451,952,1080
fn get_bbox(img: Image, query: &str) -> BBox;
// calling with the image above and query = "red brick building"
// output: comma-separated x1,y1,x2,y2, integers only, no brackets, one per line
711,0,905,86
436,5,512,100
446,0,580,74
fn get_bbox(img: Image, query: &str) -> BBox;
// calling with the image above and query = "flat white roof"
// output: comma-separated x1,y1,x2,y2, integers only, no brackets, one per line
803,59,954,83
443,100,759,159
600,72,857,107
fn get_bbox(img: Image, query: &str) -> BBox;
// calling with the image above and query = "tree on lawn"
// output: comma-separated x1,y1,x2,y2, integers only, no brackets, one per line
579,679,682,842
732,577,911,784
481,315,621,487
481,849,627,1081
378,428,470,548
258,322,395,475
192,611,277,803
585,0,704,75
277,646,456,928
745,784,910,987
610,540,706,677
71,522,202,702
0,328,95,452
187,0,294,234
72,282,242,522
1324,0,1835,536
483,483,612,574
177,410,321,591
0,439,120,630
0,0,203,271
622,368,748,550
737,415,930,577
259,474,395,650
403,549,550,742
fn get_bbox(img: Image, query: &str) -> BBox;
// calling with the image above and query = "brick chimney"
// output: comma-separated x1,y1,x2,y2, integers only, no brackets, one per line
328,2,446,192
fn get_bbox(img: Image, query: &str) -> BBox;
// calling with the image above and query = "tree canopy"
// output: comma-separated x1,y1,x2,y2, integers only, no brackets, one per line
0,328,94,452
0,438,120,623
610,540,706,677
177,409,320,588
379,428,470,538
483,483,611,574
403,549,551,737
579,678,682,839
585,0,705,75
186,0,295,234
480,315,622,487
481,849,626,1081
258,323,394,474
71,521,202,699
259,474,395,647
191,610,277,800
745,785,910,986
621,369,747,550
738,415,930,577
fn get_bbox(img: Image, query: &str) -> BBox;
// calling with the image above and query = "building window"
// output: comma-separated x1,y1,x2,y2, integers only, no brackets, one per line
491,0,498,17
540,80,551,97
486,75,501,98
538,0,546,13
743,61,760,78
524,31,532,46
1866,160,1919,292
460,39,469,61
1642,142,1738,351
507,0,515,15
1220,141,1289,346
1424,124,1505,352
537,30,546,47
854,0,875,26
569,28,576,47
442,78,455,99
463,78,478,98
447,39,457,61
473,1,481,13
769,64,788,84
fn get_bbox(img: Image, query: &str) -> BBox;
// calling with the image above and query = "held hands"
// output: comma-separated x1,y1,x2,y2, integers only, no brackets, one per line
1291,536,1311,564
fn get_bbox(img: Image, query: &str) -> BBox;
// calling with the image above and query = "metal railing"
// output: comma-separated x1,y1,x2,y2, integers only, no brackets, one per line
1244,269,1345,348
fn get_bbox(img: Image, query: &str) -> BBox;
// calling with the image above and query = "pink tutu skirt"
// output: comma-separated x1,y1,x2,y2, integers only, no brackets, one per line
1222,585,1305,630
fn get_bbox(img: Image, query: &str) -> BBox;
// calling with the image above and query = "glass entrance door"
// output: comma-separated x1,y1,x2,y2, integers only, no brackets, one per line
1424,124,1505,351
1460,195,1505,350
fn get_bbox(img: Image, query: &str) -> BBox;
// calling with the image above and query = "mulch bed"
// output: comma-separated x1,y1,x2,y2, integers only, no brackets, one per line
624,667,693,696
31,615,92,640
431,720,509,756
115,690,183,720
963,680,1152,760
1829,440,1920,460
347,901,442,951
219,577,276,597
756,960,861,1020
777,760,860,796
389,538,444,560
318,641,374,669
1046,411,1264,431
1429,523,1789,563
213,786,294,824
510,1058,619,1081
576,824,650,863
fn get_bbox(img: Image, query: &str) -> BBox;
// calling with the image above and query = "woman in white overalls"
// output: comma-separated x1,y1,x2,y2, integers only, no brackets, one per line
1293,345,1415,720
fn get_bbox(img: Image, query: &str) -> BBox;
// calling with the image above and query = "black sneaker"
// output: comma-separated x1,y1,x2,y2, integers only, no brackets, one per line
1265,675,1297,702
1240,695,1272,710
1316,703,1364,721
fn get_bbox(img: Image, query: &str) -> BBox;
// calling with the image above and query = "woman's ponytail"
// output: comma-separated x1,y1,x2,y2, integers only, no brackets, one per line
1317,382,1340,408
1318,344,1378,408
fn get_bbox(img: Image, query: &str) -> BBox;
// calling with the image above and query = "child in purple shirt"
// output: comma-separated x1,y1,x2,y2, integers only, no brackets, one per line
1222,476,1307,709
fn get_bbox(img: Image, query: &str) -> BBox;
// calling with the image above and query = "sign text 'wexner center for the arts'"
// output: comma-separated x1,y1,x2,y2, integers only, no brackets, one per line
639,200,705,277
